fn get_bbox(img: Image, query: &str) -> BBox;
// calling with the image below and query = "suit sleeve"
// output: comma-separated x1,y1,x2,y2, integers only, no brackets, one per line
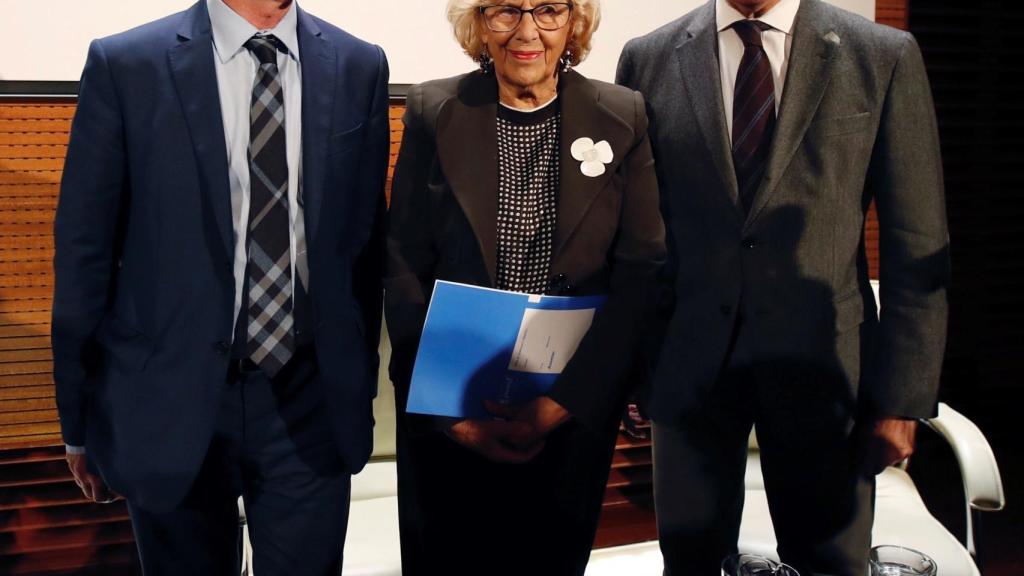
865,33,950,419
52,39,127,447
546,90,668,433
384,83,438,416
352,46,390,390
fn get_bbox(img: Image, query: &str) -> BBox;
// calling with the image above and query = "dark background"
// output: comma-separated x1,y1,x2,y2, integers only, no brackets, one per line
907,2,1023,574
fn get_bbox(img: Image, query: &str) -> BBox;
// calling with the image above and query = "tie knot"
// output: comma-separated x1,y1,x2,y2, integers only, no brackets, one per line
244,34,287,66
731,20,772,47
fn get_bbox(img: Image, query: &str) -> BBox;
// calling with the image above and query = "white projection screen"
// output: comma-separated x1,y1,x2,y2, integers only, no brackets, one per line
0,0,874,85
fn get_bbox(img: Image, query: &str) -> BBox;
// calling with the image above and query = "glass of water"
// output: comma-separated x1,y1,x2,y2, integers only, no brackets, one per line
869,546,937,576
722,554,800,576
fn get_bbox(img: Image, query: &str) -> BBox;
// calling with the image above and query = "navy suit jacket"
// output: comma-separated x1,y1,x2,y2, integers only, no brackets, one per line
52,1,389,512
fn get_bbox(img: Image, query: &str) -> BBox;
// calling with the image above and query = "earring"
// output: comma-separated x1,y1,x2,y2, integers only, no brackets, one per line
560,50,574,73
479,49,493,74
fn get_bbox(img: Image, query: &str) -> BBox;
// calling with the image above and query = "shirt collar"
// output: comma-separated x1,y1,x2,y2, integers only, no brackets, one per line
716,0,801,35
208,0,301,65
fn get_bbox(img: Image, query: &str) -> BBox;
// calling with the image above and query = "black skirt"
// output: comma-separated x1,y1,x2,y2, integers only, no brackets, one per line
395,413,621,576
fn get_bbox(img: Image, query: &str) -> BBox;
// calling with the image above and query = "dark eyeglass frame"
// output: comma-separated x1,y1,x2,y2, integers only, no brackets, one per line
478,3,575,33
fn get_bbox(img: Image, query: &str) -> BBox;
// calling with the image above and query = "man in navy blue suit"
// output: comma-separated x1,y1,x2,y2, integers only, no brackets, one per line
52,0,388,573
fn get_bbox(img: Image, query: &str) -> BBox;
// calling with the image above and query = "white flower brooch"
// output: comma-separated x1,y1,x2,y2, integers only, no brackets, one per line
570,137,614,177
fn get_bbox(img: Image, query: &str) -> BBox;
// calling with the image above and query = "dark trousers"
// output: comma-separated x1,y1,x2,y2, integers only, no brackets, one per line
127,349,351,576
396,416,621,576
654,322,874,576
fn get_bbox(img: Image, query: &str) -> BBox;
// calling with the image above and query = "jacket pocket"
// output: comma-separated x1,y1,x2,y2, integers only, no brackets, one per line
95,313,154,373
811,112,872,138
329,123,366,157
832,289,866,334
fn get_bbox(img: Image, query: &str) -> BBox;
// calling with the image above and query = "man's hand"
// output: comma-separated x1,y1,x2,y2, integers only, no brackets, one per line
484,396,571,450
862,418,918,475
66,452,119,503
444,419,545,463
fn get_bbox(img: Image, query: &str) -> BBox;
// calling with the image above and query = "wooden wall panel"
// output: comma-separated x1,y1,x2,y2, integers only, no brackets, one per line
0,445,137,575
0,104,66,452
387,104,403,204
0,105,124,576
876,0,909,29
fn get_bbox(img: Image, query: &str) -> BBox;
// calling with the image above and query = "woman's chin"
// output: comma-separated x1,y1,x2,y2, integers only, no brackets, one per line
499,67,558,92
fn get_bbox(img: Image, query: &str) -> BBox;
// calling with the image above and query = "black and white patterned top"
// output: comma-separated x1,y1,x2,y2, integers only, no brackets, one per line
496,97,560,295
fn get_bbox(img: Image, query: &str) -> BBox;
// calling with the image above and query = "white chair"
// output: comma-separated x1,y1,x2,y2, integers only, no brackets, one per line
340,319,402,575
736,401,1006,576
343,460,402,576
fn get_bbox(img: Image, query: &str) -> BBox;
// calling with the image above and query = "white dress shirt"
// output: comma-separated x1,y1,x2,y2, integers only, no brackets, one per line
208,0,307,333
716,0,801,140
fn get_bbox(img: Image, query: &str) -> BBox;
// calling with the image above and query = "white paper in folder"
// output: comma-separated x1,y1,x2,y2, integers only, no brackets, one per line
508,307,597,374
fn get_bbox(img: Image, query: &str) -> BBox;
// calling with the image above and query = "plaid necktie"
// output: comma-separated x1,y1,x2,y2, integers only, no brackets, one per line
244,35,293,376
731,20,776,214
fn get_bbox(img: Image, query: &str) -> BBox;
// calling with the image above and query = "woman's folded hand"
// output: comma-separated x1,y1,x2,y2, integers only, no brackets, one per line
444,419,545,463
442,397,571,463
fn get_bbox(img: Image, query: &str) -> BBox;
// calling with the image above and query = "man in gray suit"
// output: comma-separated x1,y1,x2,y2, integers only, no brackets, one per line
617,0,949,573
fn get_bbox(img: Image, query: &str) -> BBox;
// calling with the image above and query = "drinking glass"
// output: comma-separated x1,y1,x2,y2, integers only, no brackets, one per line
869,546,937,576
722,554,800,576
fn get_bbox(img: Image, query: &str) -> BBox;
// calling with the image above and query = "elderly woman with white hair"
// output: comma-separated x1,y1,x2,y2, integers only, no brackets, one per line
384,1,665,573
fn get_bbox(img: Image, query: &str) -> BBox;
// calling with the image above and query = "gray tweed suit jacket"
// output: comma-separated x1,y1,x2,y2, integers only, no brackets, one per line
617,0,950,422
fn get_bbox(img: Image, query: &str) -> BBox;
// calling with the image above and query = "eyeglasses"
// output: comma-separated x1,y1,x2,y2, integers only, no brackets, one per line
479,3,574,32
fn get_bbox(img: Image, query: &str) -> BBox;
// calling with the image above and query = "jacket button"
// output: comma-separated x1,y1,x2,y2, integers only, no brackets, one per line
742,238,757,250
213,341,230,355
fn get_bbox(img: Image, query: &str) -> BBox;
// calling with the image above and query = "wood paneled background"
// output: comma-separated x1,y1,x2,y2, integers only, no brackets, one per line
0,2,907,573
0,104,138,574
1,104,68,451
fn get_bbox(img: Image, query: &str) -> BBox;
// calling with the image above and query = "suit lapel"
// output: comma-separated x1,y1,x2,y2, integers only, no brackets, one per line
744,0,839,230
296,8,335,248
553,70,634,269
168,1,233,261
436,73,500,284
676,2,744,219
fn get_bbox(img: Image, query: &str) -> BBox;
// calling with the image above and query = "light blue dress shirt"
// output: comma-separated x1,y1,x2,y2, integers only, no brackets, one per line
207,0,307,332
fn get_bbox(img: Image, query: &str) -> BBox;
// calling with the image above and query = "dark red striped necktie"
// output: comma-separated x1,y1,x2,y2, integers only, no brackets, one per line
731,20,776,214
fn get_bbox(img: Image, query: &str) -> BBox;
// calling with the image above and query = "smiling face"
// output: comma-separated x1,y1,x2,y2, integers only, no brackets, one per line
480,1,573,100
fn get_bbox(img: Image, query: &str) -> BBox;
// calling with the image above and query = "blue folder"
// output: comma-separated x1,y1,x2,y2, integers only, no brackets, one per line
407,281,607,419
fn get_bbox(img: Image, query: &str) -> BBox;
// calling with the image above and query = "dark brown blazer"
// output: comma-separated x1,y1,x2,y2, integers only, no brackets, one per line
385,69,667,432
